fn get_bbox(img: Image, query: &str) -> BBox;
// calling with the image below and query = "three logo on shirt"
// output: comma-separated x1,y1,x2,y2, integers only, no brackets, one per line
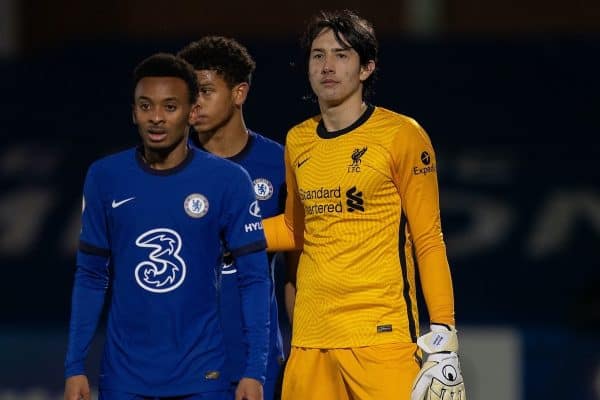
135,228,186,293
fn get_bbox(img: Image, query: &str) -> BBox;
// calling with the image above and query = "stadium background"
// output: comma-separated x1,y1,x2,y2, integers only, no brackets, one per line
0,0,599,398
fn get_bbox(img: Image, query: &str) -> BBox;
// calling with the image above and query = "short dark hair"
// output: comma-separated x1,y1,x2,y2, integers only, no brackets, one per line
177,36,256,88
132,53,199,104
302,9,378,98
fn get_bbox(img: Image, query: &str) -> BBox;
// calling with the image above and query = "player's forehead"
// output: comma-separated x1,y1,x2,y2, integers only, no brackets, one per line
310,28,352,52
195,69,226,86
134,76,189,101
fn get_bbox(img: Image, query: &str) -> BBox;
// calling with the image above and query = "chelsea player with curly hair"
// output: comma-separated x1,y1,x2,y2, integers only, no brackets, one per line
178,36,299,400
64,53,270,400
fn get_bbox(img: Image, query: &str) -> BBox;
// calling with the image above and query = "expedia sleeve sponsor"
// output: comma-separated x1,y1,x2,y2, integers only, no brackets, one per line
413,150,437,176
412,164,437,176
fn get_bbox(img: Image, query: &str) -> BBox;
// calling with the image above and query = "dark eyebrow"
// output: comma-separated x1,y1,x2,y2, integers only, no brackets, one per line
136,96,180,103
311,46,351,53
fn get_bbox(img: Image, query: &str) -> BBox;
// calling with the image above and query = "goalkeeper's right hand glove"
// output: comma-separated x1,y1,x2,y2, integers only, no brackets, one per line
411,323,466,400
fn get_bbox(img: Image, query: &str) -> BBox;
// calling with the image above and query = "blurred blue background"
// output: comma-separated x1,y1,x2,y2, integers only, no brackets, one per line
0,0,599,399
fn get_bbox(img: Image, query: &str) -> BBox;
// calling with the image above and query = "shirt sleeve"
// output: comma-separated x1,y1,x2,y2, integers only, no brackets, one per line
263,146,304,251
390,120,455,326
235,250,270,383
221,168,270,383
222,168,267,256
64,165,110,378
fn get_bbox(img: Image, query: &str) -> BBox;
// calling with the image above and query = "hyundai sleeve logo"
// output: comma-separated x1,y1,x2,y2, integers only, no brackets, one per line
249,200,262,217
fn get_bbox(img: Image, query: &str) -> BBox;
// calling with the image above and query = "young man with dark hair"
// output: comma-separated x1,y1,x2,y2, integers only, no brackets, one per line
64,52,269,400
263,10,466,400
178,36,298,400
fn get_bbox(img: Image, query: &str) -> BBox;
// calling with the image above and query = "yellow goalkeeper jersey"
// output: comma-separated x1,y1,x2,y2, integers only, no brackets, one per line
268,105,455,348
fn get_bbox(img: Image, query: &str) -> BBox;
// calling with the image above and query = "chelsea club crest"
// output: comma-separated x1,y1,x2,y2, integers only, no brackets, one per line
184,193,209,218
253,178,273,200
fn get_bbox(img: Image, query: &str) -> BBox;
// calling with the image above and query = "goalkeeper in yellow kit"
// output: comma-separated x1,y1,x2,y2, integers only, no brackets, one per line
263,9,466,400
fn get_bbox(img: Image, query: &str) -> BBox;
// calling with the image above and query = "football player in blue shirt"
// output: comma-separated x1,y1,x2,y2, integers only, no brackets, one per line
64,53,270,400
178,37,299,400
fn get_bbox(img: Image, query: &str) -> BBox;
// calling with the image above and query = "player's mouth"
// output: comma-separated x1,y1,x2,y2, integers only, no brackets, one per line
321,79,339,87
147,128,168,142
193,115,210,123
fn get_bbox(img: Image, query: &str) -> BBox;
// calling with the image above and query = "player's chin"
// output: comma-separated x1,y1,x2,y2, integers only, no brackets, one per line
142,137,173,151
319,95,345,108
316,89,344,102
191,122,213,135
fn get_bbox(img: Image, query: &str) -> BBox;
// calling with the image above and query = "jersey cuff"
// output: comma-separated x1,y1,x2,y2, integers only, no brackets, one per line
64,362,85,379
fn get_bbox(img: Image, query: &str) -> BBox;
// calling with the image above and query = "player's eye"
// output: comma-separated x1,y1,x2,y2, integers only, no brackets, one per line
312,53,324,60
199,87,213,95
337,52,348,59
139,103,150,111
165,104,177,112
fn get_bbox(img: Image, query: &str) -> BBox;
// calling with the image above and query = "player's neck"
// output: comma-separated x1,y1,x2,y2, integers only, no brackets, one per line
197,117,249,158
143,138,189,170
319,97,367,132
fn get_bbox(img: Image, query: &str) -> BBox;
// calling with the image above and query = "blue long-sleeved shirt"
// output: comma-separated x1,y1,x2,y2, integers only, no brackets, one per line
65,147,270,396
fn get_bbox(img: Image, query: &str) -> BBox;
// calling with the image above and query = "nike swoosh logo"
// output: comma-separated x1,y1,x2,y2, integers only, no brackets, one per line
112,197,135,208
297,157,310,168
221,269,238,275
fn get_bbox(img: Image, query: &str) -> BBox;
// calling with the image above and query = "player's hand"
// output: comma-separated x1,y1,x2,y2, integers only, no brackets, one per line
411,324,466,400
64,374,91,400
235,377,263,400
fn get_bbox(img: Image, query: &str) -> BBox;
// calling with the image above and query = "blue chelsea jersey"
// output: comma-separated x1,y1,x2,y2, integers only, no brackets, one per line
65,147,268,396
191,130,286,383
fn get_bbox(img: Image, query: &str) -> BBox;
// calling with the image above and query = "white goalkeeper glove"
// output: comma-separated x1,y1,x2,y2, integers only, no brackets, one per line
411,324,466,400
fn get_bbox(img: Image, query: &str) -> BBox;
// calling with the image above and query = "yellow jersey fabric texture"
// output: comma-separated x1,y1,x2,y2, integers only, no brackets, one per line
274,105,455,348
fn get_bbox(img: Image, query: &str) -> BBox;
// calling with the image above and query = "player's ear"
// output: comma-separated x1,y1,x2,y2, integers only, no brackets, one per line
359,60,375,82
232,82,249,107
131,104,138,125
189,104,200,125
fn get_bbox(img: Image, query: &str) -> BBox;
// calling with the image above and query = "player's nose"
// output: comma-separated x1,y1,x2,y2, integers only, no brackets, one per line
321,54,335,73
150,108,166,123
